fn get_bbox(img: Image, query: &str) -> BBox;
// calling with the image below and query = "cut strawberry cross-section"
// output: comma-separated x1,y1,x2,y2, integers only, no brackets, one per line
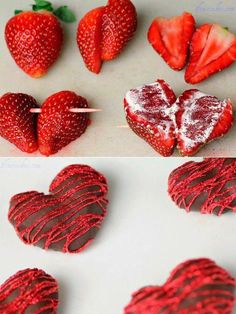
124,80,177,156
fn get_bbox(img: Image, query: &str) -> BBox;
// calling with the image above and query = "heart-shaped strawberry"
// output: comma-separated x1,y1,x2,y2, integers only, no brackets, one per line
124,80,177,156
0,268,58,313
168,158,236,215
8,164,108,253
37,91,90,156
125,258,236,314
175,89,233,156
0,93,38,153
124,80,234,156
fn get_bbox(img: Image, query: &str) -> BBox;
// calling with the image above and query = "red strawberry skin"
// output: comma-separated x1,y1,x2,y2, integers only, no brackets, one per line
148,12,195,70
0,93,38,153
77,0,137,73
175,89,234,156
185,24,236,84
37,91,90,156
124,80,177,157
5,11,63,78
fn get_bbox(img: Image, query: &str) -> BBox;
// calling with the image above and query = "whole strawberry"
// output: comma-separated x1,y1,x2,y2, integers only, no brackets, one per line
0,93,38,153
77,0,137,73
5,0,75,78
38,91,90,156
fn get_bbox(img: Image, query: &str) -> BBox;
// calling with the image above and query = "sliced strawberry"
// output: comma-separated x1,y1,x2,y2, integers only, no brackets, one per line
185,24,236,84
0,93,38,153
37,91,90,156
148,12,195,70
77,0,137,73
124,80,177,156
101,0,137,61
5,11,63,78
77,7,104,74
175,89,234,156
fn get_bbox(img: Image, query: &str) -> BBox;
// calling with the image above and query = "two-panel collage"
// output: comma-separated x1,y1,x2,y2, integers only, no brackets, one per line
0,0,236,313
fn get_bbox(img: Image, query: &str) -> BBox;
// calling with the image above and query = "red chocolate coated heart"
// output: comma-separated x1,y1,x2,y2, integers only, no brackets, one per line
0,268,58,313
125,258,236,314
9,164,108,253
168,158,236,215
124,80,177,156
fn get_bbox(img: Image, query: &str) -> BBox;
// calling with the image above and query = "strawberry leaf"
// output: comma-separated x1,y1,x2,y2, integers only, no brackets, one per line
53,6,76,23
15,10,23,15
32,0,54,12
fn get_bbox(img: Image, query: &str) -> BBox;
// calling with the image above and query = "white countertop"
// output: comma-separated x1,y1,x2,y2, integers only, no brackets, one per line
0,0,236,157
0,157,236,313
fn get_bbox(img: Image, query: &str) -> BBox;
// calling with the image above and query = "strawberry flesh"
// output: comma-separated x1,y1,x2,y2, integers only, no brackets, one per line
148,12,195,70
124,80,177,156
175,89,234,156
185,24,236,84
0,93,38,153
37,91,90,156
5,11,63,78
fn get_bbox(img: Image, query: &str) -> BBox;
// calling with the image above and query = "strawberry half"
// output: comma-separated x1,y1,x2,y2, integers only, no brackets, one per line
77,0,137,73
0,93,38,153
124,80,177,156
5,11,63,78
175,89,234,156
148,12,195,70
185,24,236,84
37,91,90,156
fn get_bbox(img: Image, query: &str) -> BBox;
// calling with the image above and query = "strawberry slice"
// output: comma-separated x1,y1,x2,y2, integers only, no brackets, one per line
101,0,137,61
124,80,177,156
37,91,90,156
0,93,38,153
185,24,236,84
77,0,137,73
175,89,234,156
77,8,104,74
148,12,195,70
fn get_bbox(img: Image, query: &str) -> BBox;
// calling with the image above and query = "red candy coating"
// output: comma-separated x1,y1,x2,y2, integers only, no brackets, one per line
168,158,236,215
125,258,236,314
0,268,58,314
9,164,108,253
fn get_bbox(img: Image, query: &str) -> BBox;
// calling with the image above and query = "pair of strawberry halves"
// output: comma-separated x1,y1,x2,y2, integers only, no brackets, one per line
0,91,90,156
148,12,236,84
77,0,138,74
5,1,76,78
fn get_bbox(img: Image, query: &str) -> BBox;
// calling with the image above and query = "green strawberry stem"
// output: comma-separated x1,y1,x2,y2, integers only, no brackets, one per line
14,0,76,23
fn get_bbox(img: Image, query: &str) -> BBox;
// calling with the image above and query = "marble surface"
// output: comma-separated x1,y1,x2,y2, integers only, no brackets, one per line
0,157,236,313
0,0,236,157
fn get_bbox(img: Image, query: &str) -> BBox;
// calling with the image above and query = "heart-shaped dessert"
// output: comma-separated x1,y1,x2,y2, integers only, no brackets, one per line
8,164,108,253
124,80,234,156
124,258,236,314
0,91,90,156
0,268,58,313
168,158,236,215
124,80,177,156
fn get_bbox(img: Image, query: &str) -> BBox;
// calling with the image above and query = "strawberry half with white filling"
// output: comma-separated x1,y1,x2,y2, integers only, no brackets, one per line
175,90,234,156
124,80,177,156
185,24,236,84
148,12,195,70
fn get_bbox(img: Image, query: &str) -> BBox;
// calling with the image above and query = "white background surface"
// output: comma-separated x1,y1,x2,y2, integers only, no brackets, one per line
0,0,236,157
0,157,236,313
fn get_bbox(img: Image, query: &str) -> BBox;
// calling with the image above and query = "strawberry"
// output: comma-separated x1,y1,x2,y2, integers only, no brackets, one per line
124,80,177,157
175,89,234,156
185,24,236,84
5,1,76,78
148,12,195,70
37,91,90,156
77,0,137,73
0,93,38,153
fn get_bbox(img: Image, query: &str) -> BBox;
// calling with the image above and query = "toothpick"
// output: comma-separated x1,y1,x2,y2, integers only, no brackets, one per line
30,108,102,113
117,125,129,128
